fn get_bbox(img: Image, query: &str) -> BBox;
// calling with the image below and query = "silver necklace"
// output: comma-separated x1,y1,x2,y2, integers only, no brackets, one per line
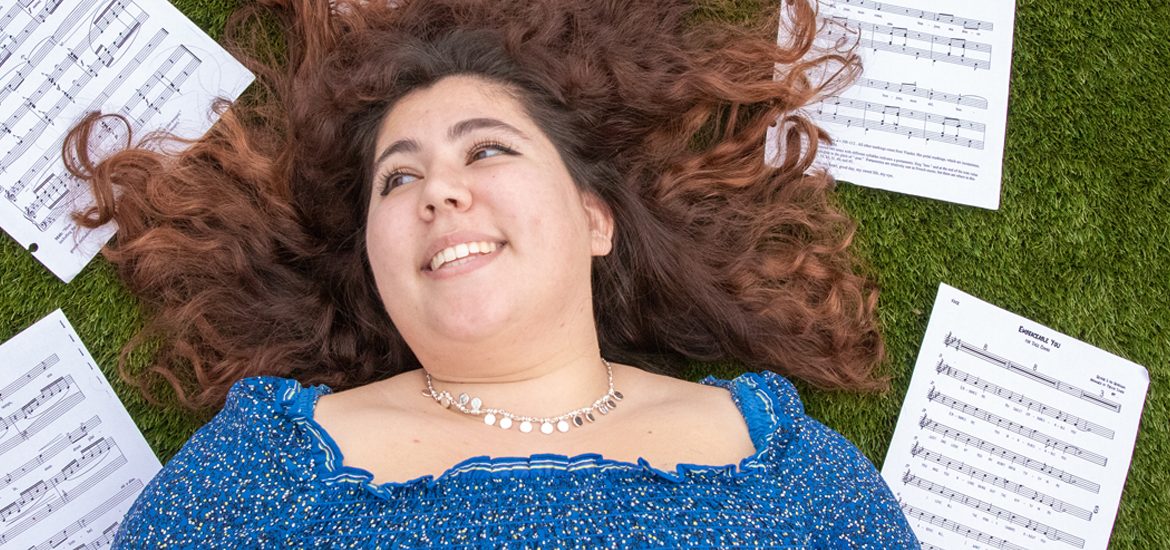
422,359,623,435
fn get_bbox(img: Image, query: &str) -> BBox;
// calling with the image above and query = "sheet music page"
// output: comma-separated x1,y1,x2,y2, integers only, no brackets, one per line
0,310,161,548
0,0,254,282
768,0,1016,209
883,284,1149,550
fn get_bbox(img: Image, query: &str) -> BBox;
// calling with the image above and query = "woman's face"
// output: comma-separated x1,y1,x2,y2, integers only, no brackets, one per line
366,75,613,351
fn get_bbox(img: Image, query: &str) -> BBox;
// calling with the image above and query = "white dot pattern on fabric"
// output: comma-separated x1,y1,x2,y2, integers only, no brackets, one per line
110,371,921,548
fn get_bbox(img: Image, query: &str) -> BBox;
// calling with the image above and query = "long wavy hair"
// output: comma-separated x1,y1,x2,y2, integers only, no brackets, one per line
67,0,881,410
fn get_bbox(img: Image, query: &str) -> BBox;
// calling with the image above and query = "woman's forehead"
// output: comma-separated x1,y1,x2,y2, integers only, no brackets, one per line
378,76,528,138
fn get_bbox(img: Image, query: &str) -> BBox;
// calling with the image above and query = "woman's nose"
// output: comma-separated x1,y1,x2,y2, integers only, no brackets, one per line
418,167,473,220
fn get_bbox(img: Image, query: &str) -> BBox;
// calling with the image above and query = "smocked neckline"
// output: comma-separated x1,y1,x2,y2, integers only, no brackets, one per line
271,371,796,498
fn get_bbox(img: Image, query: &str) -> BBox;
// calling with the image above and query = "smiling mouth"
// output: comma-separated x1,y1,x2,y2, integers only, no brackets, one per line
425,241,506,272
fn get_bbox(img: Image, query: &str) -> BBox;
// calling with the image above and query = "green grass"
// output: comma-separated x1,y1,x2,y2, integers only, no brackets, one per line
1,1,1167,547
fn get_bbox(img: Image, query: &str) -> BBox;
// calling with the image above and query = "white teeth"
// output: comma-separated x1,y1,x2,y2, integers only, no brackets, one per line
429,241,499,271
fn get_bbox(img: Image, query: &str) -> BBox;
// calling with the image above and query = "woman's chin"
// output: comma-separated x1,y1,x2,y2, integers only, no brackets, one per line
417,305,517,345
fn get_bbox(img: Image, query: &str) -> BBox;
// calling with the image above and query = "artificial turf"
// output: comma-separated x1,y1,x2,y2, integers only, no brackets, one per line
1,1,1166,548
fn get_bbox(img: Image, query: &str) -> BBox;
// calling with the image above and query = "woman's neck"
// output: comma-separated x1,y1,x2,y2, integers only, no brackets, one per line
417,348,612,419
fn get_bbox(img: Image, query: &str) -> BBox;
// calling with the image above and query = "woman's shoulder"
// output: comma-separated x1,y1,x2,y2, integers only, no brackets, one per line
223,375,334,411
696,369,805,452
704,371,918,547
702,370,875,471
112,376,329,546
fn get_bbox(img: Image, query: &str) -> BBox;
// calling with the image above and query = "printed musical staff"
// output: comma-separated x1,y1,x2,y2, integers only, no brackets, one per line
945,334,1123,413
817,96,986,149
902,472,1086,548
1,417,101,491
0,0,253,282
121,45,201,128
919,414,1101,493
911,442,1094,521
28,478,138,550
5,26,172,233
0,377,85,457
0,354,61,402
827,0,995,31
8,28,168,203
1,448,128,540
856,77,989,109
781,0,1018,208
936,360,1115,439
0,311,161,547
927,387,1108,466
884,284,1148,549
825,17,993,70
902,504,1026,550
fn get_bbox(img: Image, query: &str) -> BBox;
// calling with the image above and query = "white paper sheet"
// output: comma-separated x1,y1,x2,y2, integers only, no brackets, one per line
883,284,1149,550
0,0,254,282
768,0,1016,209
0,310,161,548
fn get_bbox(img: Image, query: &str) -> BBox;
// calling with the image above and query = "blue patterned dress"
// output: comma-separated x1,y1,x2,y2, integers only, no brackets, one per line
112,371,919,548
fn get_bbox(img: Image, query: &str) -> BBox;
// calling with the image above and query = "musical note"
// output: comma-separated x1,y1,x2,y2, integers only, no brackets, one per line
776,0,1019,209
0,416,101,491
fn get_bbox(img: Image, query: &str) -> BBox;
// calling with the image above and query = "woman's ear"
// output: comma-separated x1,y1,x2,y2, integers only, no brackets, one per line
581,192,615,256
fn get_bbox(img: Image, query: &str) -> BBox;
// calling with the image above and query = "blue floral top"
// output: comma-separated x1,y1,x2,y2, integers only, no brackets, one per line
112,371,919,548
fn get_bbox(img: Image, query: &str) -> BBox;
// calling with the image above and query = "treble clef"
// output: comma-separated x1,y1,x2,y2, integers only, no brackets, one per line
944,332,958,349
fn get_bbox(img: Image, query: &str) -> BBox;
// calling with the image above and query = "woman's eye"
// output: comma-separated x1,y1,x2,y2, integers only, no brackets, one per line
469,142,516,162
379,172,419,195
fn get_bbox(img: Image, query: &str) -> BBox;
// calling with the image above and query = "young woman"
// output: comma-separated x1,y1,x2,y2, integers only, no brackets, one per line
72,0,919,546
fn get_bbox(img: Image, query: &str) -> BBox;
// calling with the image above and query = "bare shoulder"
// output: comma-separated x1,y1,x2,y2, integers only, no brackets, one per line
615,366,757,461
618,365,744,415
313,371,433,453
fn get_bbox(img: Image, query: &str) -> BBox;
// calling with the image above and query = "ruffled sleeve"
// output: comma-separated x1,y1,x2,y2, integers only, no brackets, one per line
744,370,919,548
112,377,312,548
798,416,920,548
715,370,919,547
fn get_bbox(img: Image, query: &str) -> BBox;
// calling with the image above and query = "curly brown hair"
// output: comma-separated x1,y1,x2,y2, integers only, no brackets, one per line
67,0,882,411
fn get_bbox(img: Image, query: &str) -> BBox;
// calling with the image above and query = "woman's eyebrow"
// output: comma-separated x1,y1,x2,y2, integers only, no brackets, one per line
447,118,530,141
374,138,420,168
374,118,529,171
